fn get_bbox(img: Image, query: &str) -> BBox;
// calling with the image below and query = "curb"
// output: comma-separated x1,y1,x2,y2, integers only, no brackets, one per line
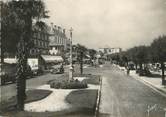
95,76,102,117
116,65,166,97
131,74,166,98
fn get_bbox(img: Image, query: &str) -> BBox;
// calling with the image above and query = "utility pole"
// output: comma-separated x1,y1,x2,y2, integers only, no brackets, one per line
69,27,73,81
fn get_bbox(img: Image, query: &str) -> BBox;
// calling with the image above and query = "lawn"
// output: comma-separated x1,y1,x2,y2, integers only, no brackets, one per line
0,89,52,115
66,89,98,114
82,75,100,85
0,73,101,117
47,73,69,84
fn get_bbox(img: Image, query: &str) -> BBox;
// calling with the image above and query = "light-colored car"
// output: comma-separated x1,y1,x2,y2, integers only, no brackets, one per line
50,64,64,74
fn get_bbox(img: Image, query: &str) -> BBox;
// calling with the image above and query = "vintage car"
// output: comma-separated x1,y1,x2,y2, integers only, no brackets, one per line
0,63,33,85
1,63,17,85
50,63,64,74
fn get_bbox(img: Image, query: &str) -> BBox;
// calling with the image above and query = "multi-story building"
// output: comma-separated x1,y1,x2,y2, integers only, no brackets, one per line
29,25,50,57
49,23,71,56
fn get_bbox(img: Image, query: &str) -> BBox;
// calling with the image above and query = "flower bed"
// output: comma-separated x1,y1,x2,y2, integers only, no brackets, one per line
50,79,88,89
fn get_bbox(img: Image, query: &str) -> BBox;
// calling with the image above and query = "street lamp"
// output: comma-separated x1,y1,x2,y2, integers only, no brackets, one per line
69,27,73,81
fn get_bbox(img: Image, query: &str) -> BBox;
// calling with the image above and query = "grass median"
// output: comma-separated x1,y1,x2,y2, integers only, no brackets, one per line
66,89,98,114
0,73,101,117
0,89,52,113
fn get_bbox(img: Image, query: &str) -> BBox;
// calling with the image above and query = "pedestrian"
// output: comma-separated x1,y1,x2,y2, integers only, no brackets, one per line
127,66,130,75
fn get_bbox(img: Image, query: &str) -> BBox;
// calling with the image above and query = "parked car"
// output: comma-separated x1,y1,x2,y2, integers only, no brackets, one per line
136,68,151,76
1,63,17,85
50,64,64,74
1,63,33,85
128,64,135,70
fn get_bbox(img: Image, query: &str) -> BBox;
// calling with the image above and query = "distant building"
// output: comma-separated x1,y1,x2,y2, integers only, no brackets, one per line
98,47,122,61
99,47,122,55
49,23,71,56
109,48,122,54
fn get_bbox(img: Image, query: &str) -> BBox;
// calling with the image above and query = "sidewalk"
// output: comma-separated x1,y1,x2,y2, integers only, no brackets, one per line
130,70,166,97
24,76,100,113
117,65,166,97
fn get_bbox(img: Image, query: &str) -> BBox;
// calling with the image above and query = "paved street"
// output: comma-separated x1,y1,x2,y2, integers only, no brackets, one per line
84,64,166,117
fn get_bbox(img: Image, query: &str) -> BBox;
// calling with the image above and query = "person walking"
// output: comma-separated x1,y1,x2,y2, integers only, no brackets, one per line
127,66,130,75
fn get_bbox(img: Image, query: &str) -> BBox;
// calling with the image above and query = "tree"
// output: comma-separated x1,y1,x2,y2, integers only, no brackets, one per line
75,44,88,74
119,51,129,67
127,46,149,70
151,35,166,85
110,53,120,64
1,0,49,110
88,49,97,65
1,0,48,59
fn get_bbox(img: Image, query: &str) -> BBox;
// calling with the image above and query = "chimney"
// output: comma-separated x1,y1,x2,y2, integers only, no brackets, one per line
50,22,54,32
58,26,61,31
51,22,54,29
63,29,66,34
54,25,57,30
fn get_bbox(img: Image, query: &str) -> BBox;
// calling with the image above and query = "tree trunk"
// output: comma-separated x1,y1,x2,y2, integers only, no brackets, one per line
140,62,142,70
1,46,4,63
16,16,32,110
135,63,138,70
80,51,83,74
161,62,165,85
126,60,128,67
16,38,27,110
1,25,4,63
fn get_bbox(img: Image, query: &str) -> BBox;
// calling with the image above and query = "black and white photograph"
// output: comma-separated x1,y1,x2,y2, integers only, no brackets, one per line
0,0,166,117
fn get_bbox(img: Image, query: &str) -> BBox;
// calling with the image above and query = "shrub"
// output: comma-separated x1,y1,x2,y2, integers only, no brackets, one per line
50,79,88,89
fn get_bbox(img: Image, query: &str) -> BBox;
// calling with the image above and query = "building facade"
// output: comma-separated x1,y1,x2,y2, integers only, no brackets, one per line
49,23,70,56
29,26,50,57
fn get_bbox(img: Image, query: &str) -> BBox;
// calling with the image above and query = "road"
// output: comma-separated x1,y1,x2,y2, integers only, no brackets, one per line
85,63,166,117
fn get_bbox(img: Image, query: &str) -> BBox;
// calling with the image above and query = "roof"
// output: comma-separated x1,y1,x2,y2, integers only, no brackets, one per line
41,55,63,63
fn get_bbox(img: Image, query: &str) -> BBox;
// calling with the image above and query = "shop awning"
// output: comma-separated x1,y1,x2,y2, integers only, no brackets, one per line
41,55,63,63
4,58,17,64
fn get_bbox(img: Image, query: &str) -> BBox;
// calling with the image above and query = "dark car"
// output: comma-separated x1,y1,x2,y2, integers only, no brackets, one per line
1,63,33,85
136,68,151,76
1,63,17,85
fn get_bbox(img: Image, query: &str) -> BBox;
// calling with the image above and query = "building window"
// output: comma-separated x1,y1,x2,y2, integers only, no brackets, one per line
33,32,36,38
38,40,40,46
57,37,59,44
55,37,56,43
40,42,42,46
33,40,35,45
60,38,62,44
40,33,42,40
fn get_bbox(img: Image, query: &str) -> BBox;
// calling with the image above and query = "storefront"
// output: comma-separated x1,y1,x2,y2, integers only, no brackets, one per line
40,55,63,70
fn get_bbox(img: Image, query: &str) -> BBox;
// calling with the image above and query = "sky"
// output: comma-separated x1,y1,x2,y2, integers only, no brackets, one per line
44,0,166,50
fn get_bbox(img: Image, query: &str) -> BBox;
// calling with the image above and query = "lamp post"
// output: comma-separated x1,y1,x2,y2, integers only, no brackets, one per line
69,27,73,81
